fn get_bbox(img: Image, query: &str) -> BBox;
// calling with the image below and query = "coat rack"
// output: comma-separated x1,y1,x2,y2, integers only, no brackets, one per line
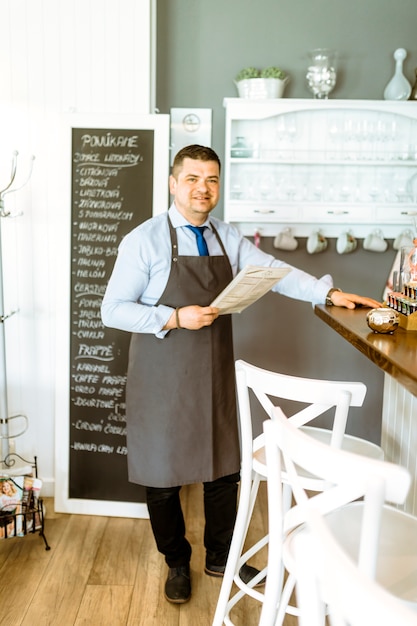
0,151,35,469
0,152,49,549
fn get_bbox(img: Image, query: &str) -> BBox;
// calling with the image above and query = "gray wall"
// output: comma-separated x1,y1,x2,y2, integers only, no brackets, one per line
156,0,417,441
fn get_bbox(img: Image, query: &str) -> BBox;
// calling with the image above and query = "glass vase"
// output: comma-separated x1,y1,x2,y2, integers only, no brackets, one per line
306,48,337,99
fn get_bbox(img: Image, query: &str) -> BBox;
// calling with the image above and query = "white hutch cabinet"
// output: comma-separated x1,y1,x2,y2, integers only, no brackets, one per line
223,98,417,238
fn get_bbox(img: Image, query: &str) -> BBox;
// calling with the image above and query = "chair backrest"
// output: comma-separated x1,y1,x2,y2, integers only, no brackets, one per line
293,508,417,626
235,358,367,446
235,359,368,489
264,409,411,578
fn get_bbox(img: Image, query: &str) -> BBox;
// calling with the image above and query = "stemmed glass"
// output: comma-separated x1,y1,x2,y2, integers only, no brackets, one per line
286,115,298,158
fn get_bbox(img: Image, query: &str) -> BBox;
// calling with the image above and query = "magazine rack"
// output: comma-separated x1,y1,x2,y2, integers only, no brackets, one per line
0,453,50,549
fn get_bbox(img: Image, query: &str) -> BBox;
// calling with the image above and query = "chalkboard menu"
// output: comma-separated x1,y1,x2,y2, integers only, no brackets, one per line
67,124,166,509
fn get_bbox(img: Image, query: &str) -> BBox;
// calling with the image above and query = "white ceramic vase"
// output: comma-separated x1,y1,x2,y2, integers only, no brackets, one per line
384,48,412,101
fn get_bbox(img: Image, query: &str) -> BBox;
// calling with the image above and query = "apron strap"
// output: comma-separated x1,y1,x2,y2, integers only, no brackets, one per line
168,216,179,263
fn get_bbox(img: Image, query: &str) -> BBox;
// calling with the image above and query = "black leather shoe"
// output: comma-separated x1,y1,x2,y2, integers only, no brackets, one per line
204,562,265,588
164,565,191,604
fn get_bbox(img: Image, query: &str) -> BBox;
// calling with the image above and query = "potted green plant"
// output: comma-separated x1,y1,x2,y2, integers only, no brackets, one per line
235,67,261,81
260,66,287,80
234,65,289,99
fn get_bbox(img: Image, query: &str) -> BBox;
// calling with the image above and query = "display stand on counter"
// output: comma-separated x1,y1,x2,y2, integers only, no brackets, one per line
0,152,49,549
385,239,417,330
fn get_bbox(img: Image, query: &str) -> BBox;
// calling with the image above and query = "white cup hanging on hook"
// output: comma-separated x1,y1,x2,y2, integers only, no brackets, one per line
336,230,357,254
393,229,414,250
363,228,388,252
273,227,298,251
307,230,327,254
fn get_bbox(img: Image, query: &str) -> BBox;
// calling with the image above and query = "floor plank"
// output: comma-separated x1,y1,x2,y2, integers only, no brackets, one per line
75,585,133,625
88,517,142,586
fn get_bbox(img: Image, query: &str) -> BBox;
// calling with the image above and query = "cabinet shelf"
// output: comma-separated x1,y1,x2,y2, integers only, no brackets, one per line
231,157,417,167
224,98,417,238
228,201,417,210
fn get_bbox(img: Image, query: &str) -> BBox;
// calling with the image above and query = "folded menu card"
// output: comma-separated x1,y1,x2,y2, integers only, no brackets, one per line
210,265,291,315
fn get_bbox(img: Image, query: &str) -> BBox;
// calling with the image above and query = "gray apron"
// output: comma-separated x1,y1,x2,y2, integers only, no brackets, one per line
125,216,240,488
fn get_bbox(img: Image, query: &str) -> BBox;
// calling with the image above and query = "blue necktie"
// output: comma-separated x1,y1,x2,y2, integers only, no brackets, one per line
186,225,209,256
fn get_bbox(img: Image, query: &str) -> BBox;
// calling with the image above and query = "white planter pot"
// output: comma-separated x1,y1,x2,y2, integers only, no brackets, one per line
234,77,289,99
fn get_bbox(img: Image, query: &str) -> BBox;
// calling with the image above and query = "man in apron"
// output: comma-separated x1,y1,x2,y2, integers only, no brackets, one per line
101,145,381,604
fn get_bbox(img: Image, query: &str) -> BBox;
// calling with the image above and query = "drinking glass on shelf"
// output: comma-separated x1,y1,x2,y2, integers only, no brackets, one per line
361,120,377,160
244,172,257,200
368,185,380,202
285,179,297,201
343,118,361,160
286,115,298,158
312,182,324,202
230,182,243,200
376,120,387,160
259,174,275,200
339,182,352,202
327,120,341,159
276,117,287,159
326,184,336,202
377,119,397,160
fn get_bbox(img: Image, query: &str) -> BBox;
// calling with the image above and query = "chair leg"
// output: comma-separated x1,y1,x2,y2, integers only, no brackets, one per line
274,573,297,626
258,482,291,626
212,473,262,625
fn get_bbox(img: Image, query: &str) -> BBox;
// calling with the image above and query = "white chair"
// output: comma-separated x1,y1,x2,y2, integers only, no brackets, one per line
262,408,417,626
293,507,417,626
212,359,384,626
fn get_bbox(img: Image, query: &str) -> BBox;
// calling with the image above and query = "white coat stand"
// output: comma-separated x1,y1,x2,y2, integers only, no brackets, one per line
0,151,49,548
0,151,34,473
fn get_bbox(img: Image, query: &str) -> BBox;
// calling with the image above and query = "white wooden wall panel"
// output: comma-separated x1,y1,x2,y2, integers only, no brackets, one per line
382,374,417,514
0,0,153,495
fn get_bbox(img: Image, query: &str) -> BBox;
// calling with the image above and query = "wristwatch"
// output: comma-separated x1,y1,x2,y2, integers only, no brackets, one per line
325,287,341,306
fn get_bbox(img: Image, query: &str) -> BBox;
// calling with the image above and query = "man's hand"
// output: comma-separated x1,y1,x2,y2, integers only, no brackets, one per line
330,291,382,310
165,305,220,331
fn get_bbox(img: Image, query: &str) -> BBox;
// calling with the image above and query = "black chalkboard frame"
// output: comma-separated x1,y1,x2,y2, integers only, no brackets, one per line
55,114,170,518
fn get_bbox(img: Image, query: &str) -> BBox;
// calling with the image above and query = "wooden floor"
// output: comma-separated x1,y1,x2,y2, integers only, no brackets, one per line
0,482,298,626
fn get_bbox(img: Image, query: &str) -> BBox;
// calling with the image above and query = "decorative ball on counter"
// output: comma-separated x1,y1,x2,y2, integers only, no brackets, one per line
366,307,399,334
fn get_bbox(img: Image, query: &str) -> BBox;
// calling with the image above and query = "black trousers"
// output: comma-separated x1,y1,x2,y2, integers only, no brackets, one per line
145,472,240,568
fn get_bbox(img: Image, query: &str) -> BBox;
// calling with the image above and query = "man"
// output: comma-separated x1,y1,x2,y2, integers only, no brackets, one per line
101,144,380,604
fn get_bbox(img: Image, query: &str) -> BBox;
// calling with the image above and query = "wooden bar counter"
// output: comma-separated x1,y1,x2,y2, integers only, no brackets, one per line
315,304,417,514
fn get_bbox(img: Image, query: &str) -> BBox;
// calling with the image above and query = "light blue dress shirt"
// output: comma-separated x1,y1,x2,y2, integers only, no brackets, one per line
101,204,333,337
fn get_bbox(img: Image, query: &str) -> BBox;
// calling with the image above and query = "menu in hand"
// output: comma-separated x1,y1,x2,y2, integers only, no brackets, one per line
210,265,292,315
